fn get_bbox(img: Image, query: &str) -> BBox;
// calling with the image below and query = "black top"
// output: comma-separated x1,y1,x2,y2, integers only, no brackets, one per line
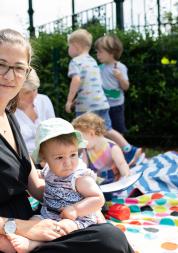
0,116,134,253
0,115,134,253
0,111,33,219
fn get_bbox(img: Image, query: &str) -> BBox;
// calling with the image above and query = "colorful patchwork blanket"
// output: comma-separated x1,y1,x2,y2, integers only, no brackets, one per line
106,151,178,253
107,192,178,253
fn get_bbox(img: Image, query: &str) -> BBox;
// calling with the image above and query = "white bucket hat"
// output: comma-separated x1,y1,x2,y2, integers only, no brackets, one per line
32,117,87,163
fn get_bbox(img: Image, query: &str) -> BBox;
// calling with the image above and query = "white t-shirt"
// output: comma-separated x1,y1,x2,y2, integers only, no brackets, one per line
15,94,55,155
68,53,109,112
100,62,129,107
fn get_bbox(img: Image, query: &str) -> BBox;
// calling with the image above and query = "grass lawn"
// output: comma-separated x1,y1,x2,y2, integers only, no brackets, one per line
143,147,177,158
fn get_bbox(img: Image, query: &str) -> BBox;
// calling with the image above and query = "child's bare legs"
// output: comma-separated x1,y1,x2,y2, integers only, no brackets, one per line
0,234,16,253
7,234,42,253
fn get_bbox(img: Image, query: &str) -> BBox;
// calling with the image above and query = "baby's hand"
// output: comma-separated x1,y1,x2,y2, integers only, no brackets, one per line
60,206,78,220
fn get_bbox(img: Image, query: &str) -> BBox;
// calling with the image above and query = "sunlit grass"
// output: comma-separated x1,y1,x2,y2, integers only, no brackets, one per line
144,147,177,158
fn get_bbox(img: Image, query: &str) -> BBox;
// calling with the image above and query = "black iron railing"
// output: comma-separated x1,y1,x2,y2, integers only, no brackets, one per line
34,0,178,37
36,2,115,35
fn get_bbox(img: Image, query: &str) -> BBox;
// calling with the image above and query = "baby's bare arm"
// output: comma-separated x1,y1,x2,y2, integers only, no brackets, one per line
60,176,105,220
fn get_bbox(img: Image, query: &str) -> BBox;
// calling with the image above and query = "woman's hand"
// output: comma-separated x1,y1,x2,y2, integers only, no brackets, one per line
16,218,77,242
58,219,78,234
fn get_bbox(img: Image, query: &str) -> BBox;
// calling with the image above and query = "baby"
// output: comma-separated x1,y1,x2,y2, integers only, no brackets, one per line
7,118,105,253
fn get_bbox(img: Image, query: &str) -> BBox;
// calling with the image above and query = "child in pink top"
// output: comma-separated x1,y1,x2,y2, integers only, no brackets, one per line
72,112,130,183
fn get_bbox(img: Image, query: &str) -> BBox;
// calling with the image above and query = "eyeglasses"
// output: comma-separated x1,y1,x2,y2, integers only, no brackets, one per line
0,62,30,78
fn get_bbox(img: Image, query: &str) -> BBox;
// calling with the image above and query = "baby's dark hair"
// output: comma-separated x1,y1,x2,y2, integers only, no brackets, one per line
39,133,78,161
46,133,78,147
95,34,123,60
72,112,106,136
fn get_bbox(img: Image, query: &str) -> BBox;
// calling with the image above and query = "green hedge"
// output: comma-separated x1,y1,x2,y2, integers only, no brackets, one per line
30,25,178,147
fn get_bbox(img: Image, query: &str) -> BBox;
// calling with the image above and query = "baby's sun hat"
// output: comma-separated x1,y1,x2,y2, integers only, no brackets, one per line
32,117,87,163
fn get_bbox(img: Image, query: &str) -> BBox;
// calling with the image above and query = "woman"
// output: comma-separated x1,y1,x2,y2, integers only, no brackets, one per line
0,28,134,253
15,68,55,155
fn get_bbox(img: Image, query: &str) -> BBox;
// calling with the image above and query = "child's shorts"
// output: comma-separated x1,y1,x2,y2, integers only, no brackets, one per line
93,109,112,130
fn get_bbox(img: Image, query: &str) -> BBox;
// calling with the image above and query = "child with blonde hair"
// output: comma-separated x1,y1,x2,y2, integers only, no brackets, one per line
65,28,109,115
66,29,142,166
72,112,130,183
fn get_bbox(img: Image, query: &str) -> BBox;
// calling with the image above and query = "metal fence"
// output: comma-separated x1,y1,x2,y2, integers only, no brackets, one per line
35,0,178,36
35,1,115,35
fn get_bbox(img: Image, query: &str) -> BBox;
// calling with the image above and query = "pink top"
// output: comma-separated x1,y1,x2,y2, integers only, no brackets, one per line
86,140,117,182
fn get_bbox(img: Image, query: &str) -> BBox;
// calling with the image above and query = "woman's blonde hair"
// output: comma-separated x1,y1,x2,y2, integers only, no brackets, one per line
68,29,93,49
23,68,40,90
0,28,33,112
72,112,106,136
95,35,123,60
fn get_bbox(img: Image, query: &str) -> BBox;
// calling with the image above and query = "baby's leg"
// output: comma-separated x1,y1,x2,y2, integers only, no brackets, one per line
0,234,16,253
7,234,42,253
6,215,43,253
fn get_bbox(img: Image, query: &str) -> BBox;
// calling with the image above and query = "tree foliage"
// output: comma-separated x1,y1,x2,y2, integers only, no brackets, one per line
30,24,178,147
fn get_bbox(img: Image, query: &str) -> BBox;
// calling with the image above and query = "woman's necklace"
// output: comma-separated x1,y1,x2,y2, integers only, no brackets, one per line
0,112,17,151
0,126,8,135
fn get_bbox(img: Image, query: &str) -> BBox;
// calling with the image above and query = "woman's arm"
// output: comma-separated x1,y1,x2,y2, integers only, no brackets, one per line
0,216,77,241
0,217,7,235
27,158,45,201
60,176,105,220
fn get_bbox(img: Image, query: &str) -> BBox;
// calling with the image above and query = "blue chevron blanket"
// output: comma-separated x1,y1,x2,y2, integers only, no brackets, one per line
115,151,178,197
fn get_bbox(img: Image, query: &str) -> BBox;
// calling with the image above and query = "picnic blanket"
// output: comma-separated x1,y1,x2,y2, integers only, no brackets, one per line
29,151,178,252
113,151,178,198
106,192,178,253
105,151,178,253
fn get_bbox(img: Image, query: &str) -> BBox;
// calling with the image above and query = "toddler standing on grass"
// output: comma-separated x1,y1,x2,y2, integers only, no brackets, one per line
65,28,142,166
